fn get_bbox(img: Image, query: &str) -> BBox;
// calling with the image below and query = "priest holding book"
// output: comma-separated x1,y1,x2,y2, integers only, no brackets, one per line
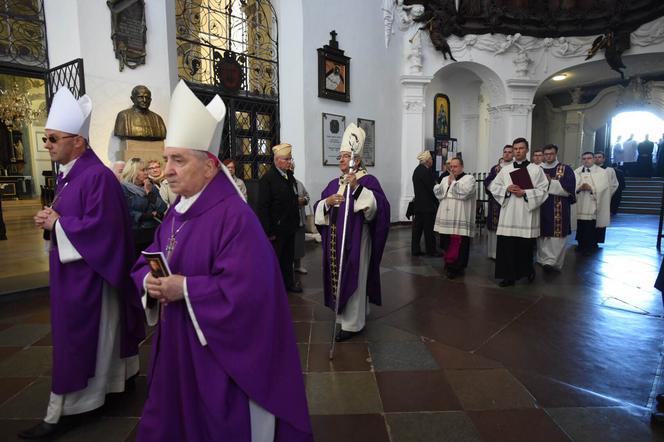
489,137,549,287
131,81,312,442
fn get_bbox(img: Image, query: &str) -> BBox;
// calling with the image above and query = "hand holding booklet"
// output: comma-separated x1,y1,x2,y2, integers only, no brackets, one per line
141,251,172,277
509,167,534,190
141,251,172,309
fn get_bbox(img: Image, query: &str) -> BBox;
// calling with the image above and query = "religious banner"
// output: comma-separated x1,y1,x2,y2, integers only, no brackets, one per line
357,118,375,166
322,113,345,166
107,0,147,71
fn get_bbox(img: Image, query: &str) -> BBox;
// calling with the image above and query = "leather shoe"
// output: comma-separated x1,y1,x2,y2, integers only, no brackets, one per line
335,328,364,342
287,283,303,293
656,393,664,406
498,279,515,287
18,421,62,439
652,411,664,425
527,270,535,282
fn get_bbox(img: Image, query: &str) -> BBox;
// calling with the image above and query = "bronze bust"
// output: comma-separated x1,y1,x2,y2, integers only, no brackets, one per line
114,85,167,141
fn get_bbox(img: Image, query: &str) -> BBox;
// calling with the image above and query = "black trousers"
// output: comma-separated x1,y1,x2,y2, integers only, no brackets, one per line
273,232,295,288
576,219,598,251
495,235,535,281
0,197,6,240
412,211,436,254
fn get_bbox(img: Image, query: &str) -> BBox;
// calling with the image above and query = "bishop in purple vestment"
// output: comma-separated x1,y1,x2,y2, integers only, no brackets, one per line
23,88,144,440
314,124,390,342
537,145,576,271
132,81,311,442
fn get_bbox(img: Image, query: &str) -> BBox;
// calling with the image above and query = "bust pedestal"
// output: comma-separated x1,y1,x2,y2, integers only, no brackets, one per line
121,139,164,162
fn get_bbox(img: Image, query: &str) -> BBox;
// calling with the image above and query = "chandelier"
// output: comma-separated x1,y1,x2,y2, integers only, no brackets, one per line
0,82,42,129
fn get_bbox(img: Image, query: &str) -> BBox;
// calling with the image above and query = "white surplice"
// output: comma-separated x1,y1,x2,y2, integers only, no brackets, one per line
433,174,476,237
488,162,549,238
573,165,611,228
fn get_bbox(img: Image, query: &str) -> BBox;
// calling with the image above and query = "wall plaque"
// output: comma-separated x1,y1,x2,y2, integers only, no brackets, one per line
322,113,346,166
107,0,147,71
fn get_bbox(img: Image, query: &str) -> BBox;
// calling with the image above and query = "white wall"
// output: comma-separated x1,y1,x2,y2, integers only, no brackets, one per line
45,0,178,164
279,0,403,221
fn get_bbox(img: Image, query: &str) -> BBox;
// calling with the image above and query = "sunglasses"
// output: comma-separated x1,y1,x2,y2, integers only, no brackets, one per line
42,134,77,144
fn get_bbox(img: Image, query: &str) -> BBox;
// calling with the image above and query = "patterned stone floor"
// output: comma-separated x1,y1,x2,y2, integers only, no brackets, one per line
1,214,664,441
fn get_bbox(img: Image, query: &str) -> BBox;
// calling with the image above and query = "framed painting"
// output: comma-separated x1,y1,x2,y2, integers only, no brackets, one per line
322,113,346,165
433,93,451,140
317,31,351,102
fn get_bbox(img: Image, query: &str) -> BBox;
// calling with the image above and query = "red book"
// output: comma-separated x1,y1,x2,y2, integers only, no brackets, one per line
509,167,534,190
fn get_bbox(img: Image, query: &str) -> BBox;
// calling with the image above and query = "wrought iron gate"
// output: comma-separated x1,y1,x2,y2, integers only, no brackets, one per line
41,58,85,205
44,58,85,109
176,0,280,182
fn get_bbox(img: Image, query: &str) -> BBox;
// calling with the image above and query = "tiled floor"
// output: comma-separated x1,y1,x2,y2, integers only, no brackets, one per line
1,214,664,441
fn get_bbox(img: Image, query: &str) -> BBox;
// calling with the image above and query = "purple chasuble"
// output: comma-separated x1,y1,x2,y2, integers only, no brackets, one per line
484,164,503,231
131,172,312,442
50,148,145,394
540,164,576,237
314,174,390,313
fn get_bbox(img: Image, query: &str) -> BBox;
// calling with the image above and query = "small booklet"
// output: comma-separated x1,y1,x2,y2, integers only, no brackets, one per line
509,167,534,190
141,251,172,278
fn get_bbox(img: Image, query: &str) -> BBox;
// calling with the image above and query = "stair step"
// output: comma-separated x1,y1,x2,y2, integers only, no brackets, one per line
621,193,662,199
619,198,661,203
619,208,660,214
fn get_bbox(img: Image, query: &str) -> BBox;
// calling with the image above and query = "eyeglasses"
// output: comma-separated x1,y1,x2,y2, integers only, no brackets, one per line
42,134,77,144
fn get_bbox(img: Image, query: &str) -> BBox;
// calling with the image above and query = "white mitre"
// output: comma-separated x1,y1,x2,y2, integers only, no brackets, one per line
45,87,93,140
164,80,226,156
339,123,366,157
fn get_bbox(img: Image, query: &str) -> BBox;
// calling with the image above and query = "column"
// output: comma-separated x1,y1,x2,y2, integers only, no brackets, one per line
562,110,583,166
399,75,432,220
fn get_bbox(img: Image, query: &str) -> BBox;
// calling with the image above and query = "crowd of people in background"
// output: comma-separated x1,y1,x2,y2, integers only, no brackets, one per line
412,137,626,286
612,132,664,177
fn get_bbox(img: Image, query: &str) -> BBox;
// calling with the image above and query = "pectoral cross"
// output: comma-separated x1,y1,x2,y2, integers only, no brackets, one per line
166,235,177,261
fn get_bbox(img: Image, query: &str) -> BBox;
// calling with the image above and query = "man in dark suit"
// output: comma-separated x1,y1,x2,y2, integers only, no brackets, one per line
657,134,664,177
637,135,655,177
258,143,302,292
411,150,438,256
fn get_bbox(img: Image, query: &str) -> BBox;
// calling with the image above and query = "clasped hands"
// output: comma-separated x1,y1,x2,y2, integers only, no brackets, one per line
325,172,357,207
34,206,60,231
146,273,185,305
579,183,592,191
507,184,526,197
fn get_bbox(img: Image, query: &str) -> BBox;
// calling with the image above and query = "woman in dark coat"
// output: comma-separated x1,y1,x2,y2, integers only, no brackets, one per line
121,158,167,258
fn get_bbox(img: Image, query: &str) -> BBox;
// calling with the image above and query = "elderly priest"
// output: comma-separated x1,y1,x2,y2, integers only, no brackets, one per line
314,124,390,341
22,88,145,439
489,137,549,287
131,81,312,442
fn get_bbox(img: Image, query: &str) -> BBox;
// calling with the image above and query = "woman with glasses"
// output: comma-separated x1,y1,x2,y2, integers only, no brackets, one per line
121,158,167,257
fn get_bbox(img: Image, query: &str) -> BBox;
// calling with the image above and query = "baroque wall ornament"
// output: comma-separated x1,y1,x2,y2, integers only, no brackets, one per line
403,99,425,112
385,4,664,79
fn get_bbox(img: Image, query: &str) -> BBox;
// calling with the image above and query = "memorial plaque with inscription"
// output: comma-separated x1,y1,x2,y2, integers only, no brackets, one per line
107,0,147,71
